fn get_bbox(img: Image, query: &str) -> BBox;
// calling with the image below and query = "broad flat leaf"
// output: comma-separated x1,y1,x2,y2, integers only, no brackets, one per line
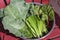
2,0,30,37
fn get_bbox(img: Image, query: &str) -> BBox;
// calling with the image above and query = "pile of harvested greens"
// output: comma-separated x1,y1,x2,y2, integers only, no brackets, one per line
2,0,54,38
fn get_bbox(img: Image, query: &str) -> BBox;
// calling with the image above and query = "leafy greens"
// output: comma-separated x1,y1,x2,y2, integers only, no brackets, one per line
2,0,54,38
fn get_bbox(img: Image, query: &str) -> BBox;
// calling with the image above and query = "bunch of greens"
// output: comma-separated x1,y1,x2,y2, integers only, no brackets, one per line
22,4,54,38
2,0,54,38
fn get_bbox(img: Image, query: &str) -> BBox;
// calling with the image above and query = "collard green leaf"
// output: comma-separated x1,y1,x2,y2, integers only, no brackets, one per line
2,0,30,37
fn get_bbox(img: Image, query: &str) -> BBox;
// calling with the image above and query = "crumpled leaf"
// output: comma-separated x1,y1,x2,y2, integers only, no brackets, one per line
2,0,30,37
